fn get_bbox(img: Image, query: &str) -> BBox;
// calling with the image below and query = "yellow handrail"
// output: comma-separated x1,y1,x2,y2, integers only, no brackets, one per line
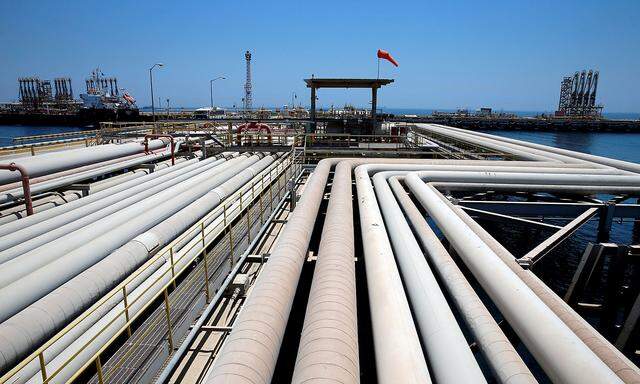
0,151,302,384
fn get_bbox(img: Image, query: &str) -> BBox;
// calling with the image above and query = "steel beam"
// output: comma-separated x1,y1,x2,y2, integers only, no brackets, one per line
518,207,598,268
461,205,562,230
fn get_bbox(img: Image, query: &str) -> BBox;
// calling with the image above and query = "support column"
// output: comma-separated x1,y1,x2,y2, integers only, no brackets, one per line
310,86,317,133
598,203,615,242
371,86,378,134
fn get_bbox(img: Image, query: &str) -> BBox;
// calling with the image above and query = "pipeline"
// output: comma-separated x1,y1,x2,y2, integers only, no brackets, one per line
16,154,284,384
441,185,640,383
0,145,177,204
414,124,640,382
0,156,227,261
0,155,257,323
0,151,147,194
388,176,536,384
432,124,640,174
372,171,486,383
156,164,301,384
0,139,168,184
291,161,360,384
3,124,640,383
0,191,82,225
405,172,622,383
0,153,224,238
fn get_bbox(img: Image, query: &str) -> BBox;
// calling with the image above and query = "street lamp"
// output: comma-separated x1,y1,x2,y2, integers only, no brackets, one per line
149,63,164,122
209,76,226,112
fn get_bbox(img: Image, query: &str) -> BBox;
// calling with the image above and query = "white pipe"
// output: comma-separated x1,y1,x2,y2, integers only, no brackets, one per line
291,161,360,384
436,188,640,383
372,171,486,383
0,156,199,237
434,124,640,174
0,139,167,184
19,155,281,384
388,176,537,384
0,155,258,322
405,173,622,383
0,157,227,260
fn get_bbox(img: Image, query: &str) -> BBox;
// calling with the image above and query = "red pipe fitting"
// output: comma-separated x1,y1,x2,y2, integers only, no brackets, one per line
0,163,34,216
144,134,175,165
237,122,272,146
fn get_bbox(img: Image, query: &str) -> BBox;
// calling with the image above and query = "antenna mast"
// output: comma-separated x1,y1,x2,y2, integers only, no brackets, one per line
244,51,252,112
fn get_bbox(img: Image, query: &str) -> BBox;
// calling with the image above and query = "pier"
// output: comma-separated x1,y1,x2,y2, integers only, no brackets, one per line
0,123,639,383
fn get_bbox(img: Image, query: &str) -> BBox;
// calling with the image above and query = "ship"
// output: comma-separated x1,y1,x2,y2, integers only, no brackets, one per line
0,68,143,127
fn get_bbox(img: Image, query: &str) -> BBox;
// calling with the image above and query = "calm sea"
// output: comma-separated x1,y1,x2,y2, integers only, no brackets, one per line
0,125,83,147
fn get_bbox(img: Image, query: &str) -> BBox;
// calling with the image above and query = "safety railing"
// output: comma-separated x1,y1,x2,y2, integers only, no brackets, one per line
92,158,303,383
0,149,303,384
0,137,97,157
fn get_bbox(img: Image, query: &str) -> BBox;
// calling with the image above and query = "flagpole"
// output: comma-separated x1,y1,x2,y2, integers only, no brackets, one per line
377,58,380,79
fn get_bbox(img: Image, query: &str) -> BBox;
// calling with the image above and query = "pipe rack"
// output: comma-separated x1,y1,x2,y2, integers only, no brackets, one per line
1,124,640,384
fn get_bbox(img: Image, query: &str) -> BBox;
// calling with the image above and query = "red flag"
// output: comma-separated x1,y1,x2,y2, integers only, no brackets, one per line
377,49,399,67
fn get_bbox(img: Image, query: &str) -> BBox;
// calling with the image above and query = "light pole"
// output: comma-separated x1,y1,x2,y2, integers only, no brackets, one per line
149,63,164,122
209,76,226,112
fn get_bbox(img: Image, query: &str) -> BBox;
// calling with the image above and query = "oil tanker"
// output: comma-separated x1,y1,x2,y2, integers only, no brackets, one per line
0,68,143,127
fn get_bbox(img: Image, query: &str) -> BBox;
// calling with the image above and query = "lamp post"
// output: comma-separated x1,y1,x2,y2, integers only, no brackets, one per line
209,76,226,113
149,63,164,122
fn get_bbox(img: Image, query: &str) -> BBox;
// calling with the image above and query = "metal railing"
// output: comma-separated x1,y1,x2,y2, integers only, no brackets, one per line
0,150,303,384
0,137,97,157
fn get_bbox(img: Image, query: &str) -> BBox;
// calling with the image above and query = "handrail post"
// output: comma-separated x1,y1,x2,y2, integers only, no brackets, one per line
169,247,177,290
228,214,235,268
122,286,132,337
95,355,104,384
269,172,274,210
246,196,252,243
201,223,211,303
163,289,174,350
38,352,47,383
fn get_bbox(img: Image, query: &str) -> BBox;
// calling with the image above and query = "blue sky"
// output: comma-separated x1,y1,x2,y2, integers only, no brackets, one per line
1,0,638,112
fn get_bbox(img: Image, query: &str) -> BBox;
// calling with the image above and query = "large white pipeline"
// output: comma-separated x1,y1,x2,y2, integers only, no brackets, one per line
437,184,640,383
204,158,336,384
414,124,606,168
404,172,624,383
0,146,177,204
0,156,243,284
0,152,227,237
0,151,146,193
291,161,360,384
16,155,279,384
0,139,167,184
208,160,538,383
0,156,228,260
0,191,82,224
372,171,487,383
0,155,259,322
414,124,640,383
432,124,640,174
359,163,640,383
0,155,193,224
205,160,585,384
388,176,537,384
